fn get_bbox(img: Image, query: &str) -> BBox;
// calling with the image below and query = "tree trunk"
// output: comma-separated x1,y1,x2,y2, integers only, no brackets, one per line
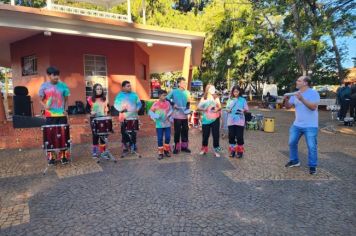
329,30,344,84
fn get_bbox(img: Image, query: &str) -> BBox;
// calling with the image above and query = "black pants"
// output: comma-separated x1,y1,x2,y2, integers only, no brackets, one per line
339,99,350,119
174,119,189,143
350,96,356,118
202,118,220,148
45,116,68,125
121,123,136,144
228,125,244,145
90,117,105,145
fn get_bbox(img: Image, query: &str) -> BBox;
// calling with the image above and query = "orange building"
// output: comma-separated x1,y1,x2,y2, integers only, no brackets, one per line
0,3,205,117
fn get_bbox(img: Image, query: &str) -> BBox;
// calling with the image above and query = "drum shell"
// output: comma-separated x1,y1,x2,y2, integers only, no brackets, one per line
124,119,139,131
263,117,275,133
42,124,70,150
92,117,113,135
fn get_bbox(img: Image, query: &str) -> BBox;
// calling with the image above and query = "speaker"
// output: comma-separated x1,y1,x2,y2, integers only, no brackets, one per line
138,100,145,116
13,96,32,116
75,101,85,114
245,112,252,122
14,86,29,96
12,115,46,128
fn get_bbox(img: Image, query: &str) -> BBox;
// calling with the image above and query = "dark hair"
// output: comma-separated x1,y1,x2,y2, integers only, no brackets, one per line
345,82,351,86
91,83,106,102
230,85,243,98
177,77,186,84
122,80,130,87
158,89,167,96
300,76,312,87
46,66,60,76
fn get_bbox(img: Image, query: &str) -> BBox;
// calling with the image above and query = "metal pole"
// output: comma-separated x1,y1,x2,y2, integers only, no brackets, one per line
46,0,52,9
127,0,132,22
142,0,146,24
227,68,230,91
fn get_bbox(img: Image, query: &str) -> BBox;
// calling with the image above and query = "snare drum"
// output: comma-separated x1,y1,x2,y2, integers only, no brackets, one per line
42,124,70,151
124,118,139,131
92,116,113,135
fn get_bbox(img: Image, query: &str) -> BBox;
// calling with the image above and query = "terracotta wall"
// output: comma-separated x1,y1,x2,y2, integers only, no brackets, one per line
11,33,150,115
11,34,51,115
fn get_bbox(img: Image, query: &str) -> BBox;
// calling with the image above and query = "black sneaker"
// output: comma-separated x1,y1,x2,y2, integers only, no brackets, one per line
61,157,69,165
285,161,300,168
181,148,191,153
309,167,317,175
48,159,55,166
164,151,171,157
158,154,164,160
173,148,179,154
237,152,243,158
229,151,235,158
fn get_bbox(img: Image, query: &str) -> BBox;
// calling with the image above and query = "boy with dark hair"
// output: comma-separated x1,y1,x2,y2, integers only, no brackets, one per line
114,80,142,155
39,66,70,165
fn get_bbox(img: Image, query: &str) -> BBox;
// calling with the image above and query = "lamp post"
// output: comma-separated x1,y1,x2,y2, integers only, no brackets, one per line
227,59,231,91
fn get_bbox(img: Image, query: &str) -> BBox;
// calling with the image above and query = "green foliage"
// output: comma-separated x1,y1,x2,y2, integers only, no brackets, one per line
7,0,353,90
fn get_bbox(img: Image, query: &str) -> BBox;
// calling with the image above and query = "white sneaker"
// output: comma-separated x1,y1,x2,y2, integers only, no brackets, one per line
214,151,221,158
199,150,206,155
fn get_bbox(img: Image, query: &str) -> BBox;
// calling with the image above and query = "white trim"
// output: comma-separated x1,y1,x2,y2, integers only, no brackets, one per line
0,15,192,48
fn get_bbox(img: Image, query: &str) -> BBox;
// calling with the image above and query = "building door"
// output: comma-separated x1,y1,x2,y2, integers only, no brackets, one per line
84,54,108,99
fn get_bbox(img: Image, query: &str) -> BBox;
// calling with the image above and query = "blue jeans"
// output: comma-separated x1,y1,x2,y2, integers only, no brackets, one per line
156,127,171,147
289,125,318,167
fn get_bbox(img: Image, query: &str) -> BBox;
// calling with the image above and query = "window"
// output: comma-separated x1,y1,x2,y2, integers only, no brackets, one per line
84,55,108,98
21,55,37,76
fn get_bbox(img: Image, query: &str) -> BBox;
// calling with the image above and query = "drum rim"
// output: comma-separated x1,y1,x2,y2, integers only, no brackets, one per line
42,124,69,128
93,116,112,121
125,117,139,121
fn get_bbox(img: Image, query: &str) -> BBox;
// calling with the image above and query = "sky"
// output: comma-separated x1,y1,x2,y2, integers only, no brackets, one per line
339,36,356,69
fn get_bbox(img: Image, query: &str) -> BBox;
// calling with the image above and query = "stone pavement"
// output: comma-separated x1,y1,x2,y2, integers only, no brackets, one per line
0,109,355,235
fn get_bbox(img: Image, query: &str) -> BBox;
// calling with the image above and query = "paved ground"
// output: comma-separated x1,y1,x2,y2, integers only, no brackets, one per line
0,109,355,235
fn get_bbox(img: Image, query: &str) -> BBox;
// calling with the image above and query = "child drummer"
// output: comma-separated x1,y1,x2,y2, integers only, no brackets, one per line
148,89,173,160
39,66,70,165
87,83,109,157
113,81,142,155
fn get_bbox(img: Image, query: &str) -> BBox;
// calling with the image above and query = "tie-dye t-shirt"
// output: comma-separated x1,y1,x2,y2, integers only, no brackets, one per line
87,97,108,117
149,100,172,128
39,81,70,117
226,97,249,126
114,91,142,119
166,89,191,119
198,96,221,125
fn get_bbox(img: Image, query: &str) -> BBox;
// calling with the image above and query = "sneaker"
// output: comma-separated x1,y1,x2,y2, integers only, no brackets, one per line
214,147,221,157
229,151,236,158
164,151,171,157
214,151,221,158
157,154,164,160
237,152,243,158
181,148,191,153
285,161,300,168
309,167,317,175
215,147,223,152
48,159,55,165
199,150,207,155
61,157,69,165
173,148,179,154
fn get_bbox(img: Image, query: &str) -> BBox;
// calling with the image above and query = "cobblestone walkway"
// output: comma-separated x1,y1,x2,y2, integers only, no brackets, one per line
0,110,355,235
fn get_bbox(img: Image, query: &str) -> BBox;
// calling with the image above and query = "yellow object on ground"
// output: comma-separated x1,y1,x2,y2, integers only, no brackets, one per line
264,117,275,133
